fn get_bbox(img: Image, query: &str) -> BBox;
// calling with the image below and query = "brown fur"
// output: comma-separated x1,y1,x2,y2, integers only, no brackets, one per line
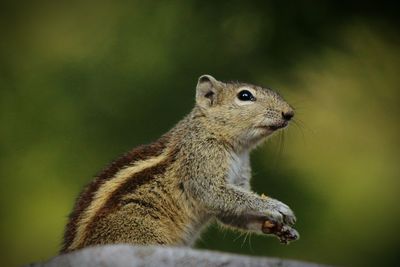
61,135,169,252
61,75,299,253
83,150,178,247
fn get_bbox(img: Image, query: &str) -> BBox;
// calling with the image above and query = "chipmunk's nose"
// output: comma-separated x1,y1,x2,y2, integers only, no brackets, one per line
282,110,294,121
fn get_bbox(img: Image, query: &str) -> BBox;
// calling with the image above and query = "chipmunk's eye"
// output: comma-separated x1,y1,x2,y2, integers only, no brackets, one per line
237,90,255,101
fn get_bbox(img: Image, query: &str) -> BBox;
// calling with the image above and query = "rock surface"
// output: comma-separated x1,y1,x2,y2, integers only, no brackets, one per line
27,245,331,267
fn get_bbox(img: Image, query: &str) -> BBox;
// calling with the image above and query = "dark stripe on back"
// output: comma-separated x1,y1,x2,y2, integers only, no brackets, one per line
60,135,169,253
82,149,178,247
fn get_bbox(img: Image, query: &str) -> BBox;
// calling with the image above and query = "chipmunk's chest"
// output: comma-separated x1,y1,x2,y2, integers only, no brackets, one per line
227,151,251,187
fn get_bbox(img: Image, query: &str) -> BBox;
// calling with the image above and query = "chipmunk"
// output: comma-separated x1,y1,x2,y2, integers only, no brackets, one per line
61,75,299,254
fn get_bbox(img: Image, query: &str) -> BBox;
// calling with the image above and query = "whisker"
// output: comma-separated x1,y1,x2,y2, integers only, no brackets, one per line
294,118,315,136
248,232,254,252
292,120,306,145
241,232,248,248
274,130,286,167
291,100,309,111
281,130,286,157
234,231,245,242
292,105,308,111
272,131,282,167
222,226,228,239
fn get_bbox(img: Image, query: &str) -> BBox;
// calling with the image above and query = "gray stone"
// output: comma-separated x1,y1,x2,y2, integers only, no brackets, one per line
26,245,332,267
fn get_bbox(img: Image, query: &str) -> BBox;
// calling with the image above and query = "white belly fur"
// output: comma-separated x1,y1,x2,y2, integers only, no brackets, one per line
227,150,251,188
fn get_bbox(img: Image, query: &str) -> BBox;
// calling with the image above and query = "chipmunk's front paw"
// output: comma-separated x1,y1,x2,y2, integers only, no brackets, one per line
264,198,296,226
260,197,299,243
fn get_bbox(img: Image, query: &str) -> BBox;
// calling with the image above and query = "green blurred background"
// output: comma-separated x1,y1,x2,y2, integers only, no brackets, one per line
1,1,399,266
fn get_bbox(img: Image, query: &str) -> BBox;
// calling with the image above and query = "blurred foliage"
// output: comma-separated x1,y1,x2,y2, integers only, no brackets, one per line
1,1,399,266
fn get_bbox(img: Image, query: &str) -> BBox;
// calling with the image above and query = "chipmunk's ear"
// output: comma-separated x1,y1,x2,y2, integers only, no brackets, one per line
196,74,222,108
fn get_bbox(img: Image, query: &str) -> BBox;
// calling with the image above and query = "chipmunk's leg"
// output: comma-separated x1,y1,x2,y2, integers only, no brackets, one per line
188,178,298,241
222,154,298,242
185,141,298,243
217,210,299,243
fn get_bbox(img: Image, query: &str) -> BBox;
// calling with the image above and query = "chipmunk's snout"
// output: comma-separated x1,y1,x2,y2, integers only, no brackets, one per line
282,110,294,121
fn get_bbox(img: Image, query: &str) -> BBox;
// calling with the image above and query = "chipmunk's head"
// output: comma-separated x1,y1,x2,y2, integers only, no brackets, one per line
195,74,294,148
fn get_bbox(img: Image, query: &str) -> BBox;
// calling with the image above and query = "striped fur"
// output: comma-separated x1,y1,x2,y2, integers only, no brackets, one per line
61,136,169,252
68,152,169,251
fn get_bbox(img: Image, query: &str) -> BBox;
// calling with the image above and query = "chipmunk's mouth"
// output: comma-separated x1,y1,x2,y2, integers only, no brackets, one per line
257,121,289,131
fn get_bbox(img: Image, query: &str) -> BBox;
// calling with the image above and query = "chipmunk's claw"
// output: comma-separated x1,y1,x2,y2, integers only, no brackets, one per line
277,225,299,244
261,220,299,244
